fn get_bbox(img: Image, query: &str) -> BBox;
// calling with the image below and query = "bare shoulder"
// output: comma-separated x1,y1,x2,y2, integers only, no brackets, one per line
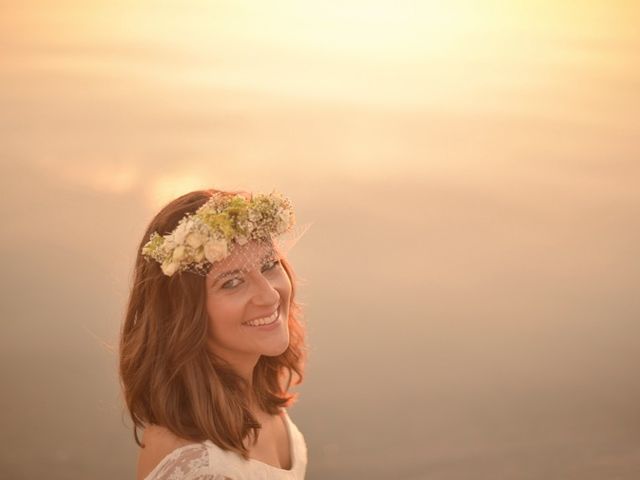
136,424,199,480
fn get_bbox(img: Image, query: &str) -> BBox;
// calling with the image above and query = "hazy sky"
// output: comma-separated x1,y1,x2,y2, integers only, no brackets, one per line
2,1,639,206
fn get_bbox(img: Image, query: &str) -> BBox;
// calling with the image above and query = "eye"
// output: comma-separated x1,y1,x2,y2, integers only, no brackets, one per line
221,277,243,289
221,260,280,290
262,259,281,272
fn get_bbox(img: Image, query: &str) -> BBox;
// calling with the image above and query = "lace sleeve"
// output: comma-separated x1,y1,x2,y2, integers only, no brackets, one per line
145,444,232,480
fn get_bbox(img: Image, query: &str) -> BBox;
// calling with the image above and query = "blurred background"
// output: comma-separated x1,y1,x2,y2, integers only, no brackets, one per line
1,1,639,479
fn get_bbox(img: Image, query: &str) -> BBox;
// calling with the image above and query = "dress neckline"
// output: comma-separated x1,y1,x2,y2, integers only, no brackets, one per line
247,408,295,472
202,407,296,472
143,409,297,480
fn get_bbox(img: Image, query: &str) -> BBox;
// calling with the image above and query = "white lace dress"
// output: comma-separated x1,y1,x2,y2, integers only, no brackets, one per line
143,409,308,480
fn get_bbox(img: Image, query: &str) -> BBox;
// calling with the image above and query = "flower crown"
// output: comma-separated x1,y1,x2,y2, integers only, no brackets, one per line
141,190,295,276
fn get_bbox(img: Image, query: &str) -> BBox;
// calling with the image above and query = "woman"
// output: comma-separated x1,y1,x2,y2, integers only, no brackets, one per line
119,189,309,480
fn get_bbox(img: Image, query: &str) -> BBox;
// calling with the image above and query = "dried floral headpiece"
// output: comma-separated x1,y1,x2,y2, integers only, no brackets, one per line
141,190,299,276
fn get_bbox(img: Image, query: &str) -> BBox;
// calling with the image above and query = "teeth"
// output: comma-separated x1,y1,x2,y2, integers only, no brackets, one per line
244,309,278,327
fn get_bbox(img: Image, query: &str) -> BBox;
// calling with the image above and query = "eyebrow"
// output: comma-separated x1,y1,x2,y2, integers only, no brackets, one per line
210,251,277,288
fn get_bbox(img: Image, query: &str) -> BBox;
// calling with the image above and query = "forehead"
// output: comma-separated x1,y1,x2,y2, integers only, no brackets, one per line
207,239,275,277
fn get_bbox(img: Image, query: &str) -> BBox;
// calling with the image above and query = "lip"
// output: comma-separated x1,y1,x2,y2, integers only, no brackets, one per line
243,308,281,330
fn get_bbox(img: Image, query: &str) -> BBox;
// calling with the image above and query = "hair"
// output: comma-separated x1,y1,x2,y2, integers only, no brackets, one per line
118,189,307,460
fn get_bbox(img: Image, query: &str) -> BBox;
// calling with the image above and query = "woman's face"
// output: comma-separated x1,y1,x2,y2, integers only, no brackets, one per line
205,240,292,370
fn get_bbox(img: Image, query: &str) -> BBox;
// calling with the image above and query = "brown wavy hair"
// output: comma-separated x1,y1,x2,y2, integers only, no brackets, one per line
118,189,307,459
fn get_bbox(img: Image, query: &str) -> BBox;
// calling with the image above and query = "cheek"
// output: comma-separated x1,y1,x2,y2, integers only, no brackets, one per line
205,292,244,333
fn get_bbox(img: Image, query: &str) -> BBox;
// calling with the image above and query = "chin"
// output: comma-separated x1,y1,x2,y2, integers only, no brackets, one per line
263,337,290,357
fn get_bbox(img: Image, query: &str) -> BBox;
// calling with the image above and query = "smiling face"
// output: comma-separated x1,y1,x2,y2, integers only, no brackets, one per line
205,240,292,375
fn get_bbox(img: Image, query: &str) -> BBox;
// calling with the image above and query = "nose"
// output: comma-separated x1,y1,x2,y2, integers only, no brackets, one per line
248,270,280,306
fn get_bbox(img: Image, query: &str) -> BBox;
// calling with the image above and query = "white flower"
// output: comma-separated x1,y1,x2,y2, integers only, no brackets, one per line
173,221,190,244
161,260,179,276
204,238,228,263
163,237,177,253
185,232,205,248
172,245,186,261
193,247,205,263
